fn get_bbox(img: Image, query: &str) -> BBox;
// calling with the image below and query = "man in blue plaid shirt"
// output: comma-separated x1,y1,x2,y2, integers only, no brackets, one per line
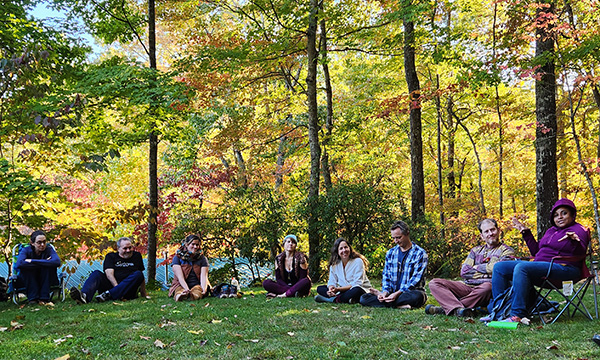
360,220,428,308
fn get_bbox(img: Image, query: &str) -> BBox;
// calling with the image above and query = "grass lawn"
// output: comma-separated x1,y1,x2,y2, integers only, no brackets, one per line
0,285,599,360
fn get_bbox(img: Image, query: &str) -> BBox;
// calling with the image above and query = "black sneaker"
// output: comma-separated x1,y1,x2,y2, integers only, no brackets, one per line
455,307,475,317
70,287,87,304
95,291,111,303
425,304,445,315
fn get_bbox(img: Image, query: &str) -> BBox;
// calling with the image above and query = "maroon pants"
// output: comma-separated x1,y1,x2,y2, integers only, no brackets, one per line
428,278,492,315
263,278,311,297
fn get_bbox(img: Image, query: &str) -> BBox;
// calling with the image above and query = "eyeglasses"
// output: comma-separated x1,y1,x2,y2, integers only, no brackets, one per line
34,241,47,245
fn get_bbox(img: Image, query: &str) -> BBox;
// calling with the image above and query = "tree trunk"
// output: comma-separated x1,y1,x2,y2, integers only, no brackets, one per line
534,1,558,238
320,18,333,193
146,0,158,283
275,135,286,190
306,0,321,280
492,3,503,217
234,148,248,189
434,74,445,237
403,6,425,222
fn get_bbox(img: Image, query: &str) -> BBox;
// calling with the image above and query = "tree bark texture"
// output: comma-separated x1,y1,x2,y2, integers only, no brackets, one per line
403,13,425,222
306,0,322,280
275,135,286,190
147,0,158,282
534,1,558,239
320,18,333,192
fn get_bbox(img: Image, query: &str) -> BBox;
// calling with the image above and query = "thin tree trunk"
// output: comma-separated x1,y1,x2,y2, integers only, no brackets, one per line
275,135,286,190
534,0,558,238
320,18,333,192
147,0,158,282
434,73,445,237
492,3,503,217
234,148,248,189
306,0,321,281
403,3,425,221
453,113,486,215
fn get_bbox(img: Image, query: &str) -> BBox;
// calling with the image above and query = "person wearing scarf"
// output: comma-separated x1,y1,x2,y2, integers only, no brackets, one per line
169,234,210,301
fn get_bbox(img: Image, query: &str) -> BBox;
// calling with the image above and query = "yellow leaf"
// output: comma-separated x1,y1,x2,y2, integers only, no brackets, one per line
187,330,204,335
154,339,166,348
360,315,371,319
54,355,70,360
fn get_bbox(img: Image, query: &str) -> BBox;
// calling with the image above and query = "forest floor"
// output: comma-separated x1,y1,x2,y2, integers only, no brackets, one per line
0,285,598,359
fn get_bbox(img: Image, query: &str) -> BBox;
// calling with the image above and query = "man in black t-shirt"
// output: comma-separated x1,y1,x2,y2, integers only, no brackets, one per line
70,237,147,304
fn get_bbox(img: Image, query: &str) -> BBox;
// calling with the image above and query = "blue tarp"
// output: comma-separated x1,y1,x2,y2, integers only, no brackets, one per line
0,258,273,290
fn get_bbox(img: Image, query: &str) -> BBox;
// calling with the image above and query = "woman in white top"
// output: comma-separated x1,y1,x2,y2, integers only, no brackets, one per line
315,237,371,304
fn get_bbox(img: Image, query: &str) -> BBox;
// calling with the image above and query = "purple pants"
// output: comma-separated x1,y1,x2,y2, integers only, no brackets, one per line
263,278,311,297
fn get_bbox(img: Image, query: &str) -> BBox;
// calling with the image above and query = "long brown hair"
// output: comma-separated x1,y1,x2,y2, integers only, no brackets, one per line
328,237,368,270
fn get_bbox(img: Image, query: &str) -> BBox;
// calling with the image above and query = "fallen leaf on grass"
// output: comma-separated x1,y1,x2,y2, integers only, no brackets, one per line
204,303,210,307
227,343,234,349
87,309,96,312
546,345,558,350
464,318,476,324
285,357,294,360
81,348,90,355
140,336,151,340
169,341,176,347
214,341,221,346
422,325,437,330
403,321,413,325
154,339,166,349
336,341,347,347
360,315,371,319
187,330,204,335
31,308,40,312
341,310,348,314
209,319,222,324
398,348,409,355
54,355,70,360
448,346,461,350
119,343,127,348
312,310,319,313
244,339,259,343
15,315,25,320
520,317,531,325
159,321,177,328
0,327,7,332
199,340,208,346
485,339,495,344
112,302,123,306
287,332,295,336
447,328,458,332
331,306,338,310
54,335,73,345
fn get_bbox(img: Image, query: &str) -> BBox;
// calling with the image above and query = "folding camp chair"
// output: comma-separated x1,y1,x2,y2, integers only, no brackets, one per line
8,243,67,305
530,235,599,325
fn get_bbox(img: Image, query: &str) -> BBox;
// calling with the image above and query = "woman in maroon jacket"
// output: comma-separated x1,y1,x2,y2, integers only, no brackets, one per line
487,198,589,322
263,234,312,298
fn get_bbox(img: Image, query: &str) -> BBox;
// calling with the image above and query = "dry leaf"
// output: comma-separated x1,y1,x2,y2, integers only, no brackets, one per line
214,341,221,346
188,330,204,335
546,345,558,350
204,303,210,307
422,325,437,330
341,310,348,314
169,341,176,347
87,309,95,312
210,319,222,324
140,336,151,340
398,348,409,355
15,315,25,320
312,310,319,313
199,340,208,346
360,315,371,319
54,355,70,360
81,348,90,355
54,335,73,345
449,346,461,350
154,339,166,349
119,343,127,348
112,302,123,306
403,321,413,325
244,339,259,343
0,327,7,332
287,332,295,336
485,339,495,344
521,317,531,325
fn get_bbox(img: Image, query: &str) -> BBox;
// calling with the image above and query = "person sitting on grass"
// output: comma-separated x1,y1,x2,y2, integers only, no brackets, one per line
70,237,147,304
15,230,61,305
426,218,515,317
263,234,311,298
315,237,371,304
482,198,589,323
169,234,210,301
360,220,428,309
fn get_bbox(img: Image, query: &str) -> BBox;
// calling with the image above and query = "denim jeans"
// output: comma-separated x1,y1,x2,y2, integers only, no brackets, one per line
492,260,580,318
